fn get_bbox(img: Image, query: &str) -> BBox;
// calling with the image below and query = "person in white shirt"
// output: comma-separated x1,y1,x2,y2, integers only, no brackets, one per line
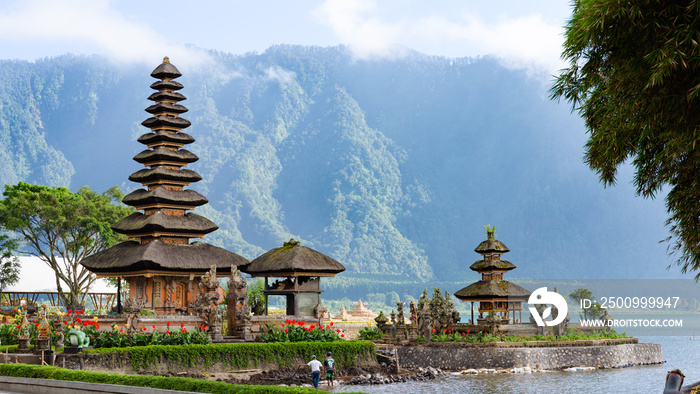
301,354,324,388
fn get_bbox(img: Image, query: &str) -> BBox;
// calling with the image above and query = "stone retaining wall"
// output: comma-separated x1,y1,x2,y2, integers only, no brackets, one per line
397,342,662,371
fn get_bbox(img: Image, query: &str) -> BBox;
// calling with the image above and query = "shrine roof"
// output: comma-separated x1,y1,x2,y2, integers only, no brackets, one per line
246,239,345,276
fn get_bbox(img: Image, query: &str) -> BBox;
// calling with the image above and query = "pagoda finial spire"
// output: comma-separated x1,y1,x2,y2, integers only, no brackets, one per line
163,56,170,63
484,225,495,240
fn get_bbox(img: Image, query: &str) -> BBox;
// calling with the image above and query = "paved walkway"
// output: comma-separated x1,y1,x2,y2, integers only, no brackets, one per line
0,376,197,394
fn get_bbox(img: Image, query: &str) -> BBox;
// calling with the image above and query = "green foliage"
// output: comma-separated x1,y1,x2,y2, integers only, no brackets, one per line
0,344,18,353
0,182,133,308
0,364,317,393
138,308,156,316
81,323,211,349
427,328,625,343
569,287,607,320
0,234,20,292
568,288,593,305
259,320,344,343
0,323,18,345
551,0,700,278
357,326,384,340
247,278,265,315
84,341,376,372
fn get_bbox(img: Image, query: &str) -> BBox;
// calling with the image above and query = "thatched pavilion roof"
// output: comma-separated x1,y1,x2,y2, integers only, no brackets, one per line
80,239,249,277
245,239,345,277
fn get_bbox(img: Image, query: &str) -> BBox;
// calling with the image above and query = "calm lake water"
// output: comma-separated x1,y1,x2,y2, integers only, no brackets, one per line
329,336,699,394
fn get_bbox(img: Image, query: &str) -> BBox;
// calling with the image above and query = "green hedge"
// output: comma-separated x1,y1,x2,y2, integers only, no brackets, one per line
0,364,316,393
85,341,376,372
0,344,18,353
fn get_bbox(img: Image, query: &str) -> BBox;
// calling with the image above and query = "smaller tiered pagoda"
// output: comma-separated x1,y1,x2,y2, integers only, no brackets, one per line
245,239,345,318
454,226,530,324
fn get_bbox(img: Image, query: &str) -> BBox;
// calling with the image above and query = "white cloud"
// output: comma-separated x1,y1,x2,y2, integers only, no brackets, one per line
315,0,566,74
314,0,404,58
264,66,297,85
0,0,211,68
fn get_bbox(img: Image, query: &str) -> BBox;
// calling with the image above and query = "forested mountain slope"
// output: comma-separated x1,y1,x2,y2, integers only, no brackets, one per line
0,46,675,282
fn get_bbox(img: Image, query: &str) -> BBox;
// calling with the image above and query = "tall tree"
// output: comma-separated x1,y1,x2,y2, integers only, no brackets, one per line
0,182,133,309
0,234,20,293
551,1,700,278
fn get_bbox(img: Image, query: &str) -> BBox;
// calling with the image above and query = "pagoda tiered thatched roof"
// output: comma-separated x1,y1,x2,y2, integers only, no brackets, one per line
81,57,248,277
454,227,530,304
469,259,516,272
111,211,218,236
121,188,208,208
454,280,530,300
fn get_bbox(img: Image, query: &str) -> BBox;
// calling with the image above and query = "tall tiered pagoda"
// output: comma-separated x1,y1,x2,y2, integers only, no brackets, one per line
82,58,249,314
454,227,530,324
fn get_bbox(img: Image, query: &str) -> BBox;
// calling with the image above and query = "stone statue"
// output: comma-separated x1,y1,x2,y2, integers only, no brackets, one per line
396,302,405,326
17,308,30,338
67,328,90,348
422,310,432,342
54,320,65,348
314,304,328,322
123,296,145,314
417,289,429,313
409,301,418,326
227,265,250,338
192,265,223,341
126,312,140,333
374,310,389,330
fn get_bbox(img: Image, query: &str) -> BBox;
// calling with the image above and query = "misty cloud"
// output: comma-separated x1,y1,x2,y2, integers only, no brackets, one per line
314,0,565,74
263,66,297,85
0,0,211,68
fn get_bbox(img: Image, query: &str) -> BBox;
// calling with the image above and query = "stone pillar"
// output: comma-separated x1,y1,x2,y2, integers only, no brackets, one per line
423,311,431,342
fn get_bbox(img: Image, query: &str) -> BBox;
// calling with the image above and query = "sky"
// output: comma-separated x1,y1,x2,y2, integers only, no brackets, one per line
0,0,573,75
8,256,113,292
0,0,577,291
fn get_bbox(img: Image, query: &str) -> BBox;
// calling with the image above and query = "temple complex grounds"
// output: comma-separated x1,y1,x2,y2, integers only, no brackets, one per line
0,297,661,392
0,59,664,391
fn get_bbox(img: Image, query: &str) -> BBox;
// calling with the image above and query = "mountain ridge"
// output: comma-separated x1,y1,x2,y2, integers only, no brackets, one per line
0,46,677,281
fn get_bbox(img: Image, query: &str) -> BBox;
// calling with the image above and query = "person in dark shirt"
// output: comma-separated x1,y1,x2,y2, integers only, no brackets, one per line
323,351,336,387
